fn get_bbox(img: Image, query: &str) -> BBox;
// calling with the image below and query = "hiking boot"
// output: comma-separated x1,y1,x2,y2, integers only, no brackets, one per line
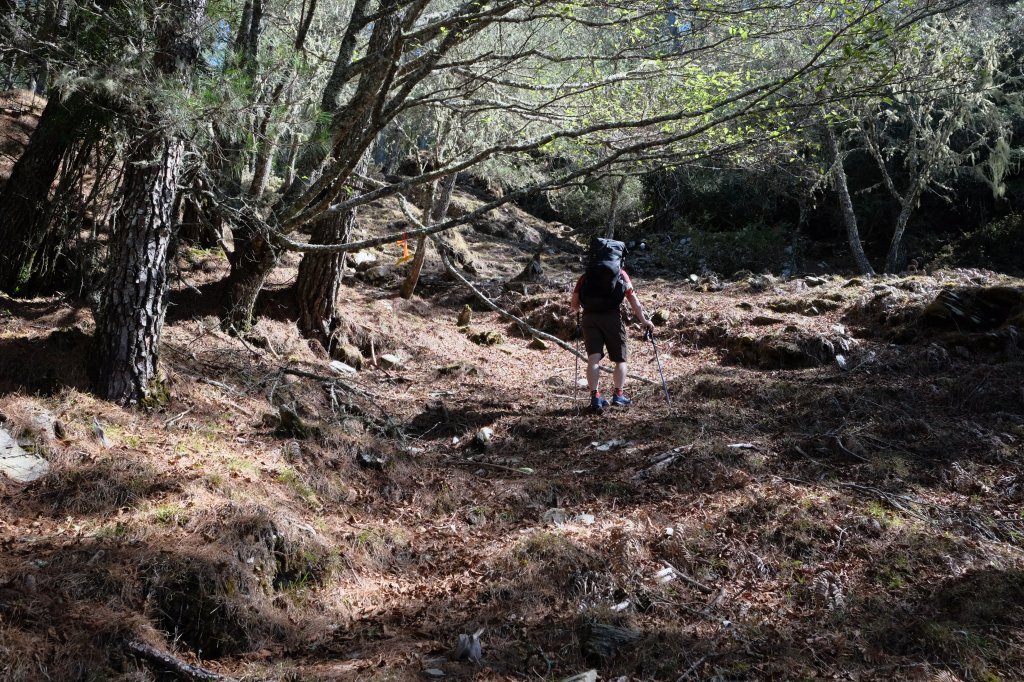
611,393,632,407
590,395,609,412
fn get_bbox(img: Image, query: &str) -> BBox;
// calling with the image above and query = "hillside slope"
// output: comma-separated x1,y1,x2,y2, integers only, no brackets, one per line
1,199,1023,681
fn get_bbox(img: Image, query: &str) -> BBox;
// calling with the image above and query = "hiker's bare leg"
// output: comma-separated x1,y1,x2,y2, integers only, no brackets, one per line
587,353,602,391
613,362,627,391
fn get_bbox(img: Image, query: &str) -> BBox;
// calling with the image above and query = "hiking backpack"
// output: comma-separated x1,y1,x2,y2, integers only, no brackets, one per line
579,237,628,313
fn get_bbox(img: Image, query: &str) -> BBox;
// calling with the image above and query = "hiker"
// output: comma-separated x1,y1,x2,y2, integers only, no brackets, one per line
570,238,655,411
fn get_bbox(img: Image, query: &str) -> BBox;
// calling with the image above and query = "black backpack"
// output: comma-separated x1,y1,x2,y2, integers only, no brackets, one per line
579,238,628,313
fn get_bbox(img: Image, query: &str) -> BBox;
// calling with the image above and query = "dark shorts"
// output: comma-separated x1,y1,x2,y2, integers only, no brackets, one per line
582,309,627,363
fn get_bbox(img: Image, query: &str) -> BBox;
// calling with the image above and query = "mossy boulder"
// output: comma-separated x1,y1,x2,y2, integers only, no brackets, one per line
467,329,504,346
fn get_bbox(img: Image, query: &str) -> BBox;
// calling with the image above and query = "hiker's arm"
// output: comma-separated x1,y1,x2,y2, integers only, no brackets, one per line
570,276,582,312
626,290,655,333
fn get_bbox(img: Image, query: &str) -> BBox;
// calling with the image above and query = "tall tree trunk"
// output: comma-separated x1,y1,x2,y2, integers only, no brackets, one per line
0,90,94,293
93,0,204,403
95,134,185,403
884,201,914,274
825,126,875,277
224,0,393,332
603,175,626,240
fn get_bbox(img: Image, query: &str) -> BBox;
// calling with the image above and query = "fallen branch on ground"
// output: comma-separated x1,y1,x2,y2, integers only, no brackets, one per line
124,640,235,682
448,459,535,475
660,559,716,594
279,367,404,439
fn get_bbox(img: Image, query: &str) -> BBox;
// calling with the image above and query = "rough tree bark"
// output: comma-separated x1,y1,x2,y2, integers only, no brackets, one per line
825,126,875,277
95,134,185,403
294,206,359,351
294,156,369,348
94,0,205,404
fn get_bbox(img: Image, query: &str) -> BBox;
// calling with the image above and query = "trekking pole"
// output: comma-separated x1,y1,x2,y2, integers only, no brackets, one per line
574,311,582,415
646,328,671,406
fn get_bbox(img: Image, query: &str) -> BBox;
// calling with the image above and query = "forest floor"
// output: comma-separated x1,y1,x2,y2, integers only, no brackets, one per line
1,186,1024,682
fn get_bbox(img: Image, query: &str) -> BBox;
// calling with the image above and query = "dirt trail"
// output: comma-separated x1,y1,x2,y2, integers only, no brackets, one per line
1,199,1023,681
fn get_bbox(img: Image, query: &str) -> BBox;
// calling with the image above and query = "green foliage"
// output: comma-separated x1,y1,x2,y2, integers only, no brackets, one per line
548,175,644,231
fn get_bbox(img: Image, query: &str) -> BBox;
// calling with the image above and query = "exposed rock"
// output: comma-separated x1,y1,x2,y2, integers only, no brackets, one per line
455,629,483,663
750,316,783,326
695,273,723,292
379,353,404,369
330,360,357,374
529,337,549,350
473,427,495,450
651,309,670,326
804,275,828,287
457,305,472,327
542,508,567,525
364,264,396,284
348,250,378,270
560,672,598,682
0,427,49,483
747,273,776,292
29,411,57,442
334,344,364,370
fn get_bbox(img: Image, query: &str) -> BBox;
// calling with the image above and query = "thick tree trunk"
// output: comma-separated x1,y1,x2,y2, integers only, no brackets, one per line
95,135,185,404
223,220,278,332
0,90,93,293
93,0,204,403
295,206,359,350
825,126,875,277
